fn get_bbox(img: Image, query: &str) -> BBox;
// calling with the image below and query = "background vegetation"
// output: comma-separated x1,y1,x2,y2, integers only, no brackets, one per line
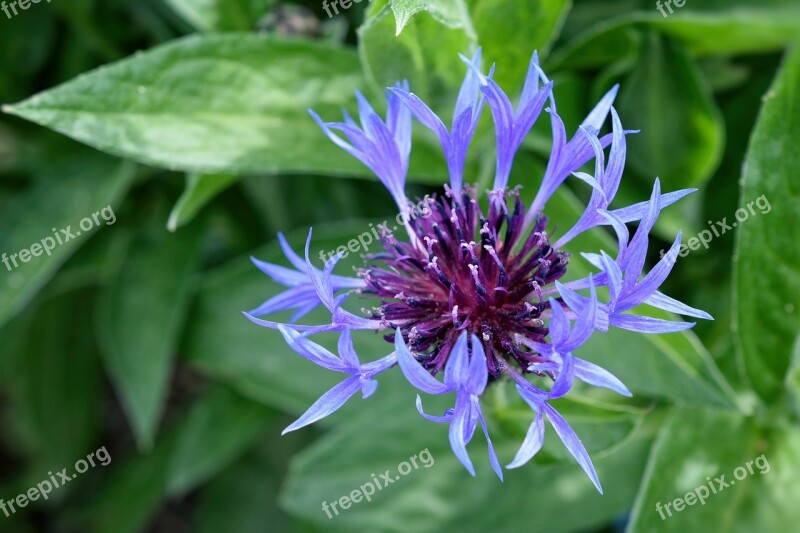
0,0,798,531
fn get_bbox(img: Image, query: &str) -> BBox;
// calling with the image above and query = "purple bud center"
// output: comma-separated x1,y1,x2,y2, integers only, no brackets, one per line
360,186,569,377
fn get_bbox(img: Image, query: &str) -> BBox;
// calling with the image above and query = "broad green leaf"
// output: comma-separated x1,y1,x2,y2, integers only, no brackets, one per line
467,0,571,90
391,0,429,34
70,384,273,532
66,440,173,533
391,0,475,35
97,212,204,449
282,378,661,532
194,437,294,533
165,0,274,32
167,173,238,232
615,33,724,189
0,145,133,327
3,34,441,182
628,408,800,532
552,1,800,71
2,287,103,494
359,3,474,112
166,384,273,496
735,47,800,404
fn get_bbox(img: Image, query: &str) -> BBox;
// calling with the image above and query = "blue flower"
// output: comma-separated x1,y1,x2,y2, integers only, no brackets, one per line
246,49,712,490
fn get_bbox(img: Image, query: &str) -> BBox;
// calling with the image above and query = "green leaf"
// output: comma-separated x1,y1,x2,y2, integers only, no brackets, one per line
194,439,291,533
391,0,428,34
97,213,204,449
166,384,273,496
467,0,571,90
0,145,133,327
165,0,275,32
71,384,273,532
552,1,800,71
2,288,103,491
168,173,238,232
628,408,800,532
3,35,440,181
390,0,476,35
359,3,474,112
735,47,800,404
615,32,724,189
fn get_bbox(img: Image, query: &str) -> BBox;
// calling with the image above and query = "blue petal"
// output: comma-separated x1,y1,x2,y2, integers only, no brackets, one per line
617,232,682,311
506,410,544,469
549,298,572,346
645,291,714,320
386,81,412,164
242,312,333,334
599,251,622,306
571,171,607,200
562,278,598,352
581,84,619,130
610,314,695,333
248,285,319,317
449,393,476,476
278,325,350,372
543,403,603,494
454,48,484,124
337,328,361,369
416,395,453,423
389,88,449,144
303,228,337,312
250,256,307,286
444,331,470,389
608,188,694,225
574,357,632,397
548,352,574,399
466,334,489,395
472,395,503,481
621,179,661,293
360,377,378,399
597,209,629,254
527,109,567,216
395,330,451,395
282,375,363,434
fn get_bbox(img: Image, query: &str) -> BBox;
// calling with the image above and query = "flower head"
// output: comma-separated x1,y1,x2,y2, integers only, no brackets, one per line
245,49,711,489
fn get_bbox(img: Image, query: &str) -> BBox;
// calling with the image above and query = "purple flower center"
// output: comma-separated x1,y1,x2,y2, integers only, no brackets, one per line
361,185,569,377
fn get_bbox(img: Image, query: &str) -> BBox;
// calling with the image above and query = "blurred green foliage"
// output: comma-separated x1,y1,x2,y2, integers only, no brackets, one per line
0,0,798,531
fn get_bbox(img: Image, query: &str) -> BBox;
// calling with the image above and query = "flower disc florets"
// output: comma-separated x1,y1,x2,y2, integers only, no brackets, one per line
363,186,568,377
